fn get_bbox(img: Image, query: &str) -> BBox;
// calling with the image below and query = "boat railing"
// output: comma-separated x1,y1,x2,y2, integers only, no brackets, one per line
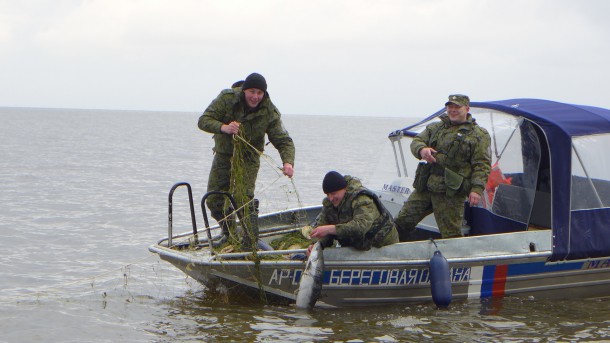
168,182,198,248
212,248,307,261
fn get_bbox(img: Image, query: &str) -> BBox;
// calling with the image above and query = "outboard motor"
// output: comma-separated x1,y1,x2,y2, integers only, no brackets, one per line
429,249,452,308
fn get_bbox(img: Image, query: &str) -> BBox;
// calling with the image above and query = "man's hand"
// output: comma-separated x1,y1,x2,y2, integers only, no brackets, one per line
468,192,482,207
282,163,294,178
220,121,240,135
419,147,438,163
306,243,314,257
310,225,336,239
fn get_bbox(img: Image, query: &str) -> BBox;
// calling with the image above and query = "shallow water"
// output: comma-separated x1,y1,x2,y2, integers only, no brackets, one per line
1,107,609,342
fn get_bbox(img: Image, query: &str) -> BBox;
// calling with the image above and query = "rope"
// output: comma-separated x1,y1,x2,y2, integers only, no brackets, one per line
213,133,304,226
234,134,285,177
233,133,304,207
0,253,170,303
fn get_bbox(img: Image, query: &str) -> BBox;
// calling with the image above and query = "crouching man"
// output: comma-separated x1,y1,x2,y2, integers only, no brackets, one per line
307,171,399,255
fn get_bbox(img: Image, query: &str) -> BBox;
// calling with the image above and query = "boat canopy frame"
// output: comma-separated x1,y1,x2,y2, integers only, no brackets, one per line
390,99,610,261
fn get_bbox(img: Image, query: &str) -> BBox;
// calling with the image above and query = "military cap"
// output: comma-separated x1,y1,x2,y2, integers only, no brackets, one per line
445,94,470,107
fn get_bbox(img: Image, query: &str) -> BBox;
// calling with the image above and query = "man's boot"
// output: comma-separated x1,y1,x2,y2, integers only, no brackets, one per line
240,199,259,251
211,209,234,247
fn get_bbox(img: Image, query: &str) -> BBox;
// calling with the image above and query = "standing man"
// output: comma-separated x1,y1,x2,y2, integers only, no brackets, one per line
198,73,295,248
395,94,491,240
308,171,399,255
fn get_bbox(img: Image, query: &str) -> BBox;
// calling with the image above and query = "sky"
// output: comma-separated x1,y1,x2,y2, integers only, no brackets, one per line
1,0,609,117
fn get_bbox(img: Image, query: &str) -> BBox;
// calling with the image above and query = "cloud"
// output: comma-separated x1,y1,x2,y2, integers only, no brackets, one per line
1,0,609,115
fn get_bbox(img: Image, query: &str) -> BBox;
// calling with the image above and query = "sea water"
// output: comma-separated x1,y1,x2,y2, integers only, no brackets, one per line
1,107,609,342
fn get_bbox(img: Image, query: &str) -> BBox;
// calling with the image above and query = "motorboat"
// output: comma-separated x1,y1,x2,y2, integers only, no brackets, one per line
149,99,610,308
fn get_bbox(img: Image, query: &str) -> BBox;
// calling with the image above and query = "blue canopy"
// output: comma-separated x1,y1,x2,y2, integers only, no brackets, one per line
397,99,610,261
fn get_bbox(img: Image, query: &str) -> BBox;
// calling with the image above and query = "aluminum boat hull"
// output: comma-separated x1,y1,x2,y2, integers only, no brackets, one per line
149,207,610,308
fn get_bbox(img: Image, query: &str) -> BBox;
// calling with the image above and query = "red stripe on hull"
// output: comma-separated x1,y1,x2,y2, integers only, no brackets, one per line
492,265,508,297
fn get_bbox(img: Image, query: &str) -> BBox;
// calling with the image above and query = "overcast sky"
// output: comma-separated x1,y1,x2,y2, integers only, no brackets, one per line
1,0,609,116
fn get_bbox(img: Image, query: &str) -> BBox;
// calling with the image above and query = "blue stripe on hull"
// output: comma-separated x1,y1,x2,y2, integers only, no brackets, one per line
507,261,584,276
480,265,497,298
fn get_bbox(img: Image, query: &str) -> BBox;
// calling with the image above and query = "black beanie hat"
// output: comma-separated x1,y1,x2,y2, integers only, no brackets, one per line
323,171,347,194
242,73,267,92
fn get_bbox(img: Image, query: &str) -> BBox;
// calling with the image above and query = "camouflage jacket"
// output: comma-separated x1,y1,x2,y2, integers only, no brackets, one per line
411,114,491,195
316,176,399,250
198,88,295,166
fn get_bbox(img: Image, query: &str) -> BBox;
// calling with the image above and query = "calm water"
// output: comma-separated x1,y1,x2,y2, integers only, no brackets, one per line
1,107,609,342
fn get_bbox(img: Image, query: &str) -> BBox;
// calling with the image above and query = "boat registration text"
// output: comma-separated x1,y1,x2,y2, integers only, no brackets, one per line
268,267,471,287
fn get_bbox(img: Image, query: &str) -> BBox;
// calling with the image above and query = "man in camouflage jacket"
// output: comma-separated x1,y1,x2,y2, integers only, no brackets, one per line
395,94,491,239
308,171,399,254
198,73,295,244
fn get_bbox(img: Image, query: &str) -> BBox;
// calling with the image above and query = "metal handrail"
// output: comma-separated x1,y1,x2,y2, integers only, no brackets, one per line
168,182,198,248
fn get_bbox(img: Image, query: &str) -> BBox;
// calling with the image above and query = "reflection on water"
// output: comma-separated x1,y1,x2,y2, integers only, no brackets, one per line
158,286,610,342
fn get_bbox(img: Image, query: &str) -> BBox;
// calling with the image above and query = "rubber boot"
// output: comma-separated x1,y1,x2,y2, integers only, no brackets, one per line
211,209,234,247
240,199,259,251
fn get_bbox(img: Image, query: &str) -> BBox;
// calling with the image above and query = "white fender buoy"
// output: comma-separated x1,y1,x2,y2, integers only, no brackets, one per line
429,250,452,308
296,242,324,310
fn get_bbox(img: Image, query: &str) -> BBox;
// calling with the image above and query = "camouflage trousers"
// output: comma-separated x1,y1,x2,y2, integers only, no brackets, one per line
394,190,465,240
206,152,260,222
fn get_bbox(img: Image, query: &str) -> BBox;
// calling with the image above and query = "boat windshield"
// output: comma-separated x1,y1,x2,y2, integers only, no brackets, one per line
571,133,610,210
471,108,542,225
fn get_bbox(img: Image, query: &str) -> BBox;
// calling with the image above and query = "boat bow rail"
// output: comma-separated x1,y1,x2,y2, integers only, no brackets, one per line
167,182,198,248
167,182,243,252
